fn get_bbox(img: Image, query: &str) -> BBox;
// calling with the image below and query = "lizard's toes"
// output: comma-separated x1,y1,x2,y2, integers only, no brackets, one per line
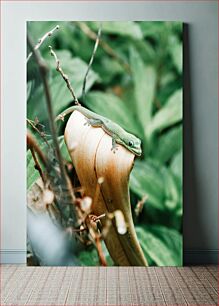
58,115,64,121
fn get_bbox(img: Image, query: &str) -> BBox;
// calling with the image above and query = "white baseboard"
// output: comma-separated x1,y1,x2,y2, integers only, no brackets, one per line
0,249,218,265
0,250,26,264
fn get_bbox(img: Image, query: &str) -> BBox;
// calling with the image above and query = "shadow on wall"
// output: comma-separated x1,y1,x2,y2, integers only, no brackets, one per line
183,24,208,264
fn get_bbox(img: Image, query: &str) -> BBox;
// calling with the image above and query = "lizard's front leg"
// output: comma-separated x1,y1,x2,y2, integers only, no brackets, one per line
111,137,119,153
84,118,118,153
84,118,103,127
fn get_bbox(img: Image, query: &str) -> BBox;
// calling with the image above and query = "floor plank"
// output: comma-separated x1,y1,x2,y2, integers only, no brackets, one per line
1,265,218,305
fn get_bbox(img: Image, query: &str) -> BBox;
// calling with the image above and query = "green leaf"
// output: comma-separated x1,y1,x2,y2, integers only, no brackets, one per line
146,89,182,137
79,243,114,266
154,125,182,163
170,150,182,180
27,81,34,101
27,149,40,191
130,47,156,127
27,76,68,124
139,21,166,38
136,225,182,266
130,159,182,213
27,136,71,191
88,21,143,39
172,43,182,74
161,167,180,211
157,77,182,107
78,248,99,266
84,91,142,137
46,50,100,89
94,56,123,84
59,137,71,163
130,160,165,210
27,53,99,124
168,35,182,74
130,39,156,63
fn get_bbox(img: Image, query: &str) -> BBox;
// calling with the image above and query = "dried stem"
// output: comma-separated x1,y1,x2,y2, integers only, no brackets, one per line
49,46,80,106
27,32,76,212
27,118,50,147
27,130,48,168
75,21,131,74
27,131,67,224
95,235,107,266
30,147,46,184
27,33,67,182
135,195,148,217
87,214,107,266
82,24,102,100
27,24,59,63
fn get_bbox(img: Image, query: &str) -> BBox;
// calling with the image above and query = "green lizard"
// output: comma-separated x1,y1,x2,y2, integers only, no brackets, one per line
56,106,142,156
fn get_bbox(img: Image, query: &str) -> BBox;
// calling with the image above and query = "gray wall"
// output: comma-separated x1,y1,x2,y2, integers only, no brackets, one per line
1,1,218,263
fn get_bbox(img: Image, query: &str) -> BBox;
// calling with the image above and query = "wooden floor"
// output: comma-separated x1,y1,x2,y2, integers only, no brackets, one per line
1,265,218,305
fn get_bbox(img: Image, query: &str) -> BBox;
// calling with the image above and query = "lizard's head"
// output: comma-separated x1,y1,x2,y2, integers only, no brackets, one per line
121,133,142,156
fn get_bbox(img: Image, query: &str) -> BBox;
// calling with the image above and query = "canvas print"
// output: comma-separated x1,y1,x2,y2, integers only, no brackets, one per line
27,21,183,266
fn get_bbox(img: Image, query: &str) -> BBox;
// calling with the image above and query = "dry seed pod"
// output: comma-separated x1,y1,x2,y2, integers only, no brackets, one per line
114,210,127,235
43,189,55,205
65,110,147,266
80,196,92,213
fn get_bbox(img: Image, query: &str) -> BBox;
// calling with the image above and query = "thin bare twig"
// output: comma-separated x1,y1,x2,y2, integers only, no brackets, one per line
27,33,76,212
30,147,46,184
27,130,48,168
86,213,107,266
95,235,107,266
27,130,72,224
75,21,131,74
135,195,148,217
27,25,59,63
27,118,50,147
27,33,67,182
82,24,102,100
49,46,80,106
27,131,51,189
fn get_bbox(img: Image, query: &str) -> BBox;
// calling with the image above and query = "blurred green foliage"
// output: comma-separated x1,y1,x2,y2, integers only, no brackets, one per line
27,21,183,266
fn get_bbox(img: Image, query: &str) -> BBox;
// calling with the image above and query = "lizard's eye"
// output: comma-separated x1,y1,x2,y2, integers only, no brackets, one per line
129,140,134,147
